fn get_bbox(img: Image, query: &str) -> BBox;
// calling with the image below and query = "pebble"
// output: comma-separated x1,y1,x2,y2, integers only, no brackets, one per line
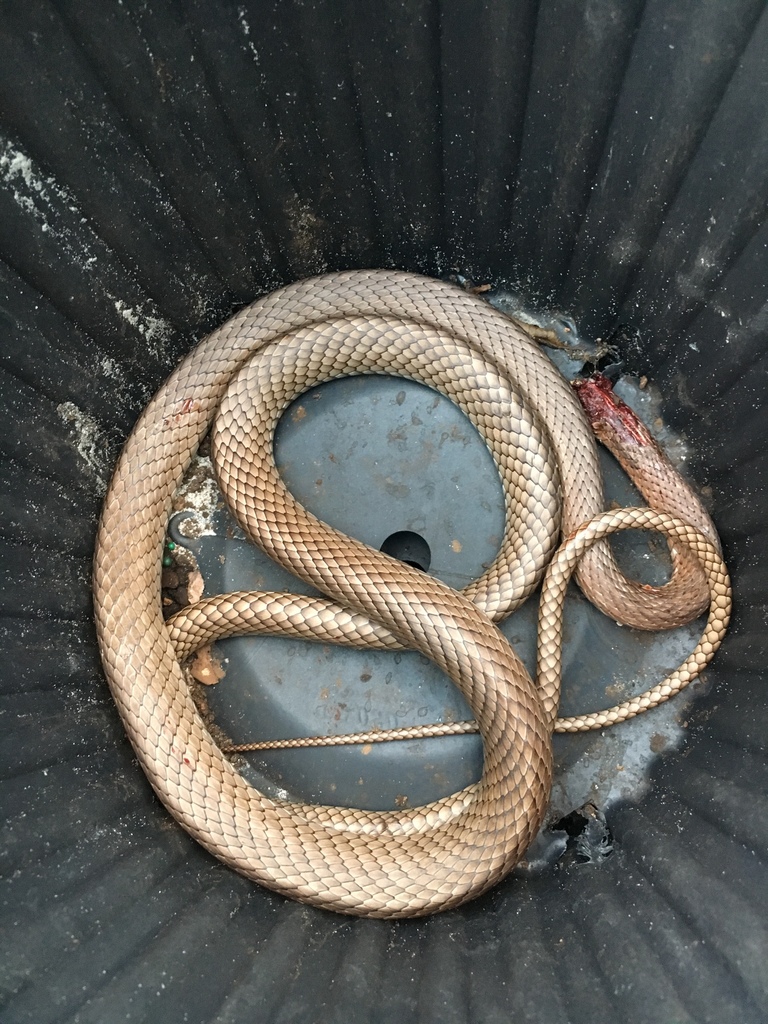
162,568,180,589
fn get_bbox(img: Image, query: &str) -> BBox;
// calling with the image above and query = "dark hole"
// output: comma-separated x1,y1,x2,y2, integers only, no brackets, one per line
553,804,614,864
380,531,431,572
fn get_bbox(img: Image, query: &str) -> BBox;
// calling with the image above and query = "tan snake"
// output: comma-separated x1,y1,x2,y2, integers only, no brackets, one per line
94,270,731,917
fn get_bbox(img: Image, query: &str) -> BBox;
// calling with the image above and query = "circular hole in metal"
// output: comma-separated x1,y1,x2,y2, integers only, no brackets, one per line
380,530,431,572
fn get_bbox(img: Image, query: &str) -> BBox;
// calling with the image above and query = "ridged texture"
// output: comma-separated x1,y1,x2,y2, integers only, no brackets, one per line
1,0,767,1018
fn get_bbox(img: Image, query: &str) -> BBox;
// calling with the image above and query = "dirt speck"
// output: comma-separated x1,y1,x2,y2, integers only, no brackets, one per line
56,401,110,493
171,454,221,535
161,545,205,618
382,477,409,498
187,570,204,604
650,733,669,753
185,674,237,754
112,299,172,358
189,646,225,686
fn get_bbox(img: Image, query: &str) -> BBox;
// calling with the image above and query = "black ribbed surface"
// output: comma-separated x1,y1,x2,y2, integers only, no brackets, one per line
1,2,766,1021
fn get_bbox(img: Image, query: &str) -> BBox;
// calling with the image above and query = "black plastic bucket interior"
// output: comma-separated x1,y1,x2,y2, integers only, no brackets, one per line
1,2,767,1022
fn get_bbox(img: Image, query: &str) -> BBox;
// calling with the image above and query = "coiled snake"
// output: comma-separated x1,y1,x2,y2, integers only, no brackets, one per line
93,271,731,918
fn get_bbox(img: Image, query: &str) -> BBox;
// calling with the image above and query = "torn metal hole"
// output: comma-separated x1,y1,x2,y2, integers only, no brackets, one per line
553,803,615,864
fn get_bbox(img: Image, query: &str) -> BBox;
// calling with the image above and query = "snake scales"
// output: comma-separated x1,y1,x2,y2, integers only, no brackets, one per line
94,270,731,917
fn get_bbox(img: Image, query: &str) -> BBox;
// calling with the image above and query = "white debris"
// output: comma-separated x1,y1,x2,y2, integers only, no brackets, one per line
172,455,220,536
0,140,55,230
112,298,172,357
56,401,110,493
1,137,174,360
237,7,260,61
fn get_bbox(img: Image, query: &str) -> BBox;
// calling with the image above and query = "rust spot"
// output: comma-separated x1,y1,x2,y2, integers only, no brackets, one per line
451,539,462,553
319,687,329,700
292,405,307,422
180,397,196,414
394,794,409,807
361,744,373,755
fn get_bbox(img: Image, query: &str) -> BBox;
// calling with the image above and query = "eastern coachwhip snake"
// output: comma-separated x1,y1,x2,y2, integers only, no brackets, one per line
94,270,731,918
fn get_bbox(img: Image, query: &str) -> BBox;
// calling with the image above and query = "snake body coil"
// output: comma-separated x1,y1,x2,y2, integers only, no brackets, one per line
94,271,730,917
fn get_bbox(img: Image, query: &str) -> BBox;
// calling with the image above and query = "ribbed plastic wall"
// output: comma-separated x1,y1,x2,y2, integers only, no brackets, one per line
1,2,766,1022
